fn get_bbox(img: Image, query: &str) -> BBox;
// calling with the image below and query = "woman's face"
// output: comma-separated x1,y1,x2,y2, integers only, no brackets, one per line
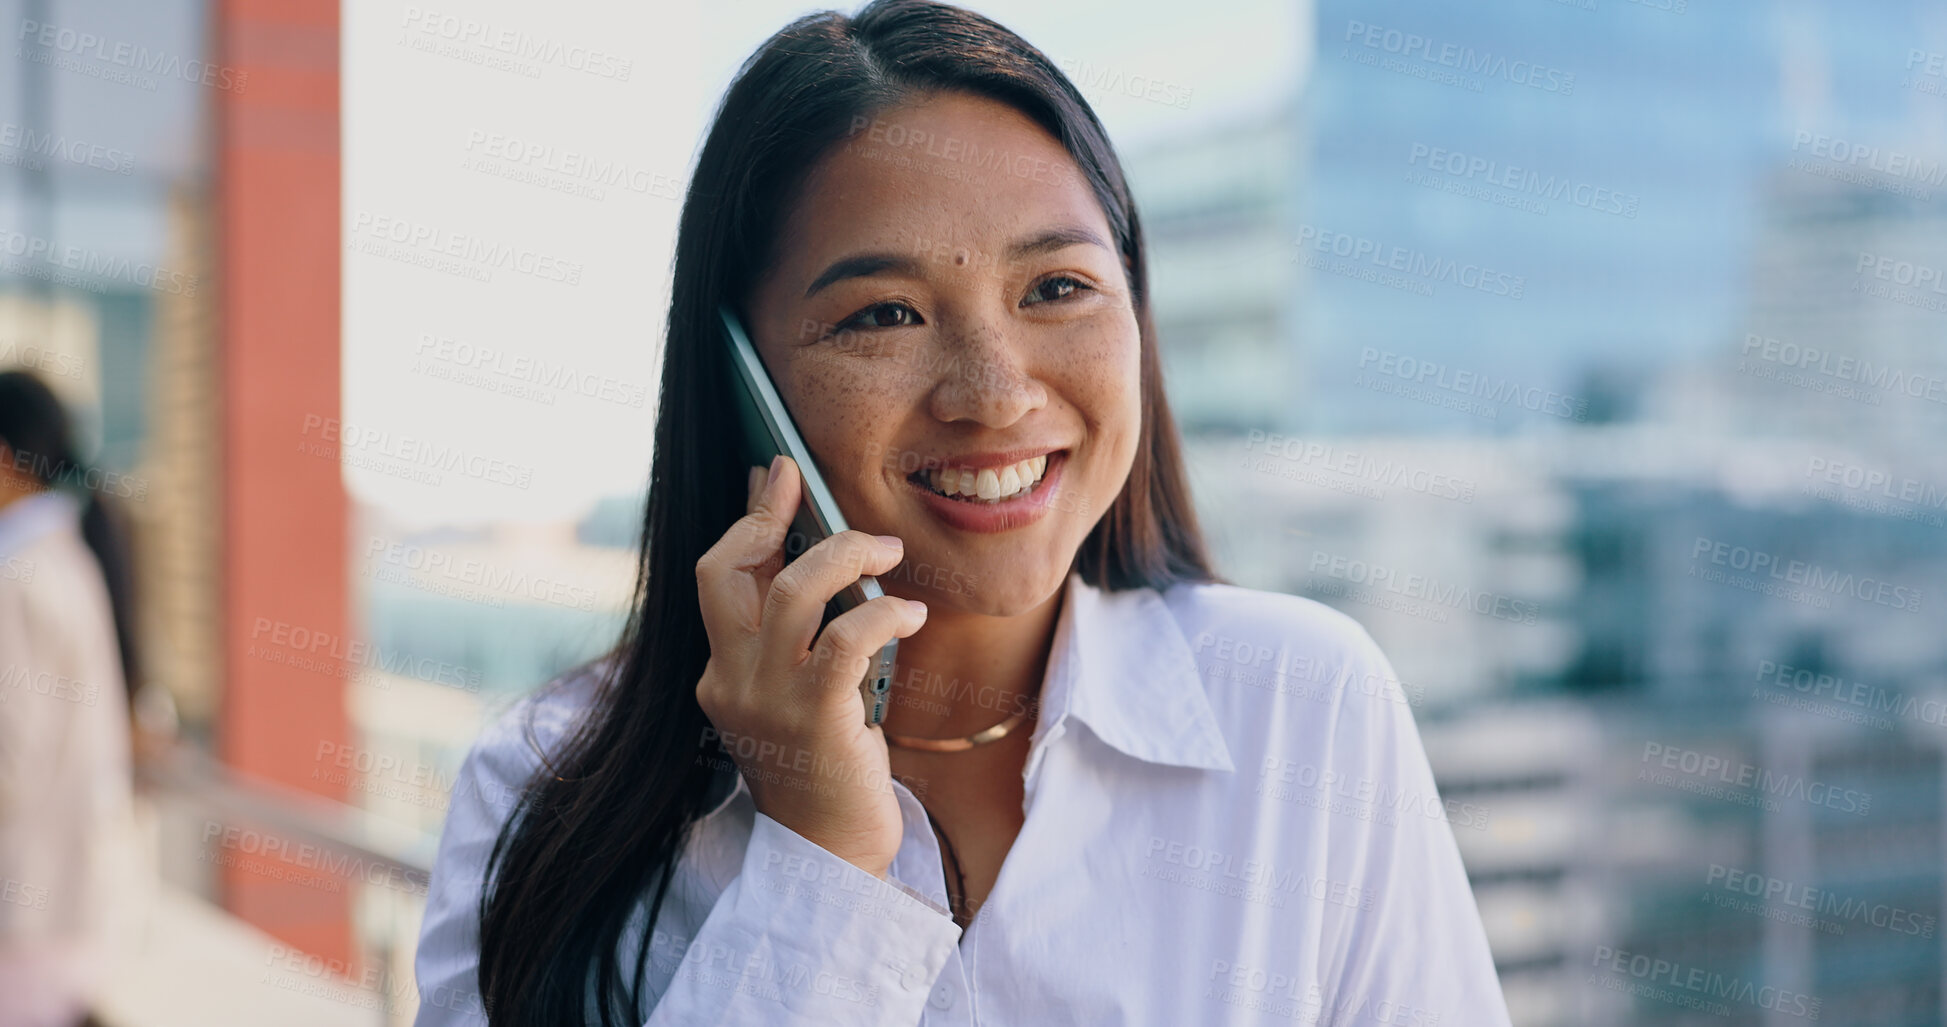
745,90,1141,616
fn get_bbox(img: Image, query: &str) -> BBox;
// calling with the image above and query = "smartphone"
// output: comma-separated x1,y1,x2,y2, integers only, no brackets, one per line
719,304,897,726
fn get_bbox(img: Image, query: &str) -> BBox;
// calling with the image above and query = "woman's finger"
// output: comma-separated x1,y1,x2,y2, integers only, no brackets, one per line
695,457,798,651
807,593,927,697
758,524,906,681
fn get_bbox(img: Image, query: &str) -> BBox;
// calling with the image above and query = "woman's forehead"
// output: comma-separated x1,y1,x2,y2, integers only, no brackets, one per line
771,93,1107,286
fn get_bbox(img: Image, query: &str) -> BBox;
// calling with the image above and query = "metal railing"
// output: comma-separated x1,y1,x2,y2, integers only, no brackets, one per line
108,742,439,1027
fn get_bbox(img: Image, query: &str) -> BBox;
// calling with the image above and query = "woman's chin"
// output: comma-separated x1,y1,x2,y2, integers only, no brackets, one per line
882,557,1066,618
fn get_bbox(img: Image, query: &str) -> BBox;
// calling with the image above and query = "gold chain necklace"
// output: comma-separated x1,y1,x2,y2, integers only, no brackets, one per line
882,707,1032,752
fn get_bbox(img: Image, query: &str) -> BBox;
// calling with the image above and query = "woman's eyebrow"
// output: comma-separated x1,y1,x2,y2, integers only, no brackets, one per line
802,224,1112,299
1007,225,1110,262
804,253,921,298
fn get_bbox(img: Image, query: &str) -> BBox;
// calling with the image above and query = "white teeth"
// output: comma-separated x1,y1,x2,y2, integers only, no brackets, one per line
998,465,1021,496
976,468,1001,500
925,454,1050,502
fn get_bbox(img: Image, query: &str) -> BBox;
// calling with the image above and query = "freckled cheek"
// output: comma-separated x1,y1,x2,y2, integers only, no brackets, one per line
1053,330,1142,448
788,363,911,494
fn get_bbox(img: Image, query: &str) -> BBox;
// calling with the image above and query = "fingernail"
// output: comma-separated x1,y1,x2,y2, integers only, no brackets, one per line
874,534,903,549
767,454,784,486
906,599,927,616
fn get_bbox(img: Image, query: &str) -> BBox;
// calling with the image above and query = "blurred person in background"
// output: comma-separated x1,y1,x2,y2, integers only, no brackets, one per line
0,369,138,1027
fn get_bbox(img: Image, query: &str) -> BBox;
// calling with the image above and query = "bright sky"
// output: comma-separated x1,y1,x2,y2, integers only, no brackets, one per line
343,0,1303,526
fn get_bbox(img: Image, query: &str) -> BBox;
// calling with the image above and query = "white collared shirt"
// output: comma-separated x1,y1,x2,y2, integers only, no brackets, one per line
412,569,1511,1026
0,490,134,1025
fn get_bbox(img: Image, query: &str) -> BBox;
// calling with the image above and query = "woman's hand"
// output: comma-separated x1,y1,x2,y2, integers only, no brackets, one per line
694,456,928,880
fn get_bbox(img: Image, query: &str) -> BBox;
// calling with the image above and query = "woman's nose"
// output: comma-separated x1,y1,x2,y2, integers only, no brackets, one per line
925,324,1046,428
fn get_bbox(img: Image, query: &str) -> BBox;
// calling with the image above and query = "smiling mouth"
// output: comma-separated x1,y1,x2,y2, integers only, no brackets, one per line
908,451,1062,504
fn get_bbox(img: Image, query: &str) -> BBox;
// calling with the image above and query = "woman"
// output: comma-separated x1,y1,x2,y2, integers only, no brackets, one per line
0,370,137,1027
413,2,1510,1024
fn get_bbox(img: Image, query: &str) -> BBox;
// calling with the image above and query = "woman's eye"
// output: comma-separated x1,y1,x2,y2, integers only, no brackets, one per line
837,302,923,332
1023,275,1091,306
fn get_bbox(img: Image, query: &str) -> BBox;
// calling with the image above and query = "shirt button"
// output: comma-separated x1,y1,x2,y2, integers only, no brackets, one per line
929,982,956,1010
900,963,928,991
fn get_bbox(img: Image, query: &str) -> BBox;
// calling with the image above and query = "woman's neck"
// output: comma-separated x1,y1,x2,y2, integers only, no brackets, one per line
877,585,1063,740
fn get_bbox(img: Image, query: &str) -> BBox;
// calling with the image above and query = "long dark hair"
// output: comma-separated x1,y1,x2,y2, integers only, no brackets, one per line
476,2,1220,1022
0,369,142,699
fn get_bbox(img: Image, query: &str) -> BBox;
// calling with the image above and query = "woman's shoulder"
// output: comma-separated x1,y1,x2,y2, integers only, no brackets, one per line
0,497,122,681
455,657,614,815
1160,580,1407,697
1156,579,1421,754
0,495,99,602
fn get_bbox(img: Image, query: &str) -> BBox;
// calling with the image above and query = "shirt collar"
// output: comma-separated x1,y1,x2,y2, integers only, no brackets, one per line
700,568,1236,819
0,489,79,561
1035,568,1236,773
